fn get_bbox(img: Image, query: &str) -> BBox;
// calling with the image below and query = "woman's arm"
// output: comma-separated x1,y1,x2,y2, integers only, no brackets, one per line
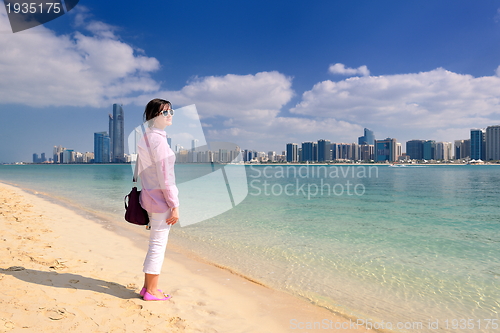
152,134,179,209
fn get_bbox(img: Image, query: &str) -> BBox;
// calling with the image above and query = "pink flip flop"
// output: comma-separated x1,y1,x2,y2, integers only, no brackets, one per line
143,291,171,301
139,287,163,297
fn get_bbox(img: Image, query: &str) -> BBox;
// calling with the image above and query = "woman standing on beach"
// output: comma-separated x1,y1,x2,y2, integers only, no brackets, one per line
137,98,179,301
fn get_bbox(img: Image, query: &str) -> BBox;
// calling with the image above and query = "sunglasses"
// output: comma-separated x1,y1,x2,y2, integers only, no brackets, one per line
160,109,175,116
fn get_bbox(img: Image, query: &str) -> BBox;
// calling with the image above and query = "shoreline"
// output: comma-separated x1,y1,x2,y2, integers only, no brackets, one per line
0,181,374,333
4,161,500,166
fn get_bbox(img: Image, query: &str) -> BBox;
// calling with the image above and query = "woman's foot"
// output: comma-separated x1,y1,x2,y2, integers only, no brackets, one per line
141,287,168,299
140,287,163,297
143,291,171,301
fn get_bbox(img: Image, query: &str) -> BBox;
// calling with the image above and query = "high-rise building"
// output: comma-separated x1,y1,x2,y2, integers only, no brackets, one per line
108,114,114,159
53,145,64,164
460,139,470,158
243,149,257,162
33,153,39,163
286,143,298,162
406,140,425,160
192,139,199,151
358,128,375,146
423,140,436,160
351,143,359,161
301,142,316,162
219,149,229,163
94,132,111,163
112,104,125,163
486,125,500,161
454,139,471,160
396,143,402,161
375,138,397,162
471,128,486,160
317,139,331,162
454,140,463,160
435,142,452,160
333,143,359,161
63,149,75,164
464,139,471,159
336,143,351,160
359,144,374,161
330,143,339,160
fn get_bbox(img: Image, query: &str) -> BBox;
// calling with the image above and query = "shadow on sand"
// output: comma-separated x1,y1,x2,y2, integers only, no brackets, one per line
0,266,139,300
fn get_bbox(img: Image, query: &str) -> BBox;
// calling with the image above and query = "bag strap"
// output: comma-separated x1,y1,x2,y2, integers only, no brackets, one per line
134,123,156,183
133,158,139,183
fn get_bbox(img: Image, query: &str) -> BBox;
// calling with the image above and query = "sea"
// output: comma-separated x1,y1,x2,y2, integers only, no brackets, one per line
0,163,499,332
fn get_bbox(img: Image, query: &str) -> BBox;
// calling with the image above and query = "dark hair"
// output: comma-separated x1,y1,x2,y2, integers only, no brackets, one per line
143,98,171,122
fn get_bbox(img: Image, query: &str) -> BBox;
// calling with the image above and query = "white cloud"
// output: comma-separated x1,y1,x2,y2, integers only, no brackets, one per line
206,116,362,148
291,68,500,133
130,71,363,150
132,71,294,120
328,63,370,77
0,6,160,107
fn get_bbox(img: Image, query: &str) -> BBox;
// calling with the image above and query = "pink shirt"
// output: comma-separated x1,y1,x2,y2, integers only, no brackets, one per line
138,127,179,213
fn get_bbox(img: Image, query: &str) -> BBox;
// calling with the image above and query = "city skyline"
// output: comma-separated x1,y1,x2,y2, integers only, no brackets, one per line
28,122,500,164
2,1,500,163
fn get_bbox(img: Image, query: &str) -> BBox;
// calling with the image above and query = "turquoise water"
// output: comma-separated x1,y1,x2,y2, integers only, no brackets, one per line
1,164,499,332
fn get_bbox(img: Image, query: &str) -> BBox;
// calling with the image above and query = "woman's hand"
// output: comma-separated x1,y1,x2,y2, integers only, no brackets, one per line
166,207,179,225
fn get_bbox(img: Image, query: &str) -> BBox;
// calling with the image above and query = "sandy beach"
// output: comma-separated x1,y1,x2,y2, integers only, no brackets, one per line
0,182,372,333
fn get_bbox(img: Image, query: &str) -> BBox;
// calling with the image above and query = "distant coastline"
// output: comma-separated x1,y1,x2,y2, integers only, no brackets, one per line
4,161,500,166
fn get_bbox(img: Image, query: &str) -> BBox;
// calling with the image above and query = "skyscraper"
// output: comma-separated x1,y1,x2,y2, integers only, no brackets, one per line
358,128,375,146
454,139,471,160
470,128,486,160
286,143,298,162
464,139,471,159
332,143,354,161
63,149,75,164
406,140,424,160
423,140,436,160
94,132,110,163
351,143,359,161
317,139,331,162
301,142,317,162
486,125,500,161
330,143,339,160
112,104,125,163
191,139,199,151
108,114,114,159
359,144,374,161
53,145,64,164
435,142,452,160
375,138,397,162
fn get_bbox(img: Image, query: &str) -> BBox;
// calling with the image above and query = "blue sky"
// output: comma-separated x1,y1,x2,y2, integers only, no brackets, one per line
1,0,500,163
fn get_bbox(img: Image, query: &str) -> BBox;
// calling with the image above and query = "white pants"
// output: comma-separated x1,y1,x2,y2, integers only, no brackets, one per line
143,211,171,275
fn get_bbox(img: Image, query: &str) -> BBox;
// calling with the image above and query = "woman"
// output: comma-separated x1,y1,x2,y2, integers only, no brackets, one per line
137,98,179,301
